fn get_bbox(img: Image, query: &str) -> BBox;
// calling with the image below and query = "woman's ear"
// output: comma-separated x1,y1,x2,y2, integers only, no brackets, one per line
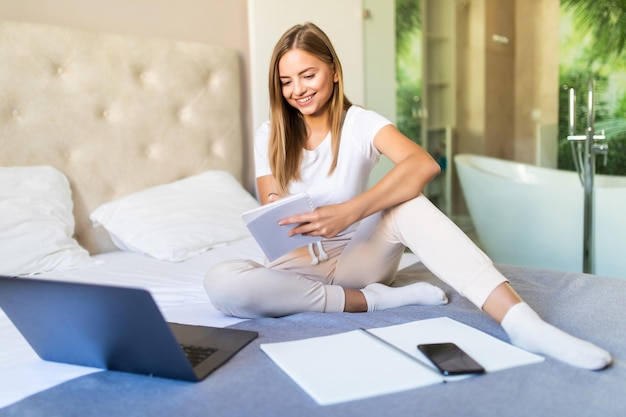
329,62,339,83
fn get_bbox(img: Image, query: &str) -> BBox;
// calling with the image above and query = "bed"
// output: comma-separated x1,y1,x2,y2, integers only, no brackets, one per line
1,20,625,417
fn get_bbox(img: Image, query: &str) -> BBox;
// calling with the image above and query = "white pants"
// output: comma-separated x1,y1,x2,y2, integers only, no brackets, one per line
204,195,507,318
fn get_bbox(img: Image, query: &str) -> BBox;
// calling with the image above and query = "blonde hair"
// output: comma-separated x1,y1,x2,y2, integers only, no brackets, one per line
267,22,352,194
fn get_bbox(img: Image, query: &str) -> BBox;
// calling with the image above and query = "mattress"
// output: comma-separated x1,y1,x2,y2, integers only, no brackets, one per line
2,261,625,417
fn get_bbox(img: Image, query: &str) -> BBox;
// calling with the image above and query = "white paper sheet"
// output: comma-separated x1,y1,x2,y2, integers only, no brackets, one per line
260,317,544,405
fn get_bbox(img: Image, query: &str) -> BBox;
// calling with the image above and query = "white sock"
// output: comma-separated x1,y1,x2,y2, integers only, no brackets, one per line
501,302,612,370
361,282,448,312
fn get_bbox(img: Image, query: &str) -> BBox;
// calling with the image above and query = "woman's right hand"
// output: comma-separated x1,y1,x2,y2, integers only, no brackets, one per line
281,201,359,239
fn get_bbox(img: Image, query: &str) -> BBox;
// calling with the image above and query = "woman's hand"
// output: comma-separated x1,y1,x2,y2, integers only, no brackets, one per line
279,202,357,239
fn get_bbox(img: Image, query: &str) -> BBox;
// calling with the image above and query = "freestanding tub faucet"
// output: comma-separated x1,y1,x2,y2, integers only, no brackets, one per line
567,78,608,274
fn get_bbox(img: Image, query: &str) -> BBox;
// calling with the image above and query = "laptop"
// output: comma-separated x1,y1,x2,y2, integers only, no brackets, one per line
0,275,258,382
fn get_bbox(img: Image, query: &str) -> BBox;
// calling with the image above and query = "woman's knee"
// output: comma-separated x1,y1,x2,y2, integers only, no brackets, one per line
204,260,235,293
384,194,437,221
203,260,264,316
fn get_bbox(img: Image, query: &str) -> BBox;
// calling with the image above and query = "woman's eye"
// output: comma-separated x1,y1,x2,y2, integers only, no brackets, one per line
304,74,315,79
280,80,291,86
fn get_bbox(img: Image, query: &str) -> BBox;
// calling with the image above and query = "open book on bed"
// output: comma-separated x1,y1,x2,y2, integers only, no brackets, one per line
241,193,321,261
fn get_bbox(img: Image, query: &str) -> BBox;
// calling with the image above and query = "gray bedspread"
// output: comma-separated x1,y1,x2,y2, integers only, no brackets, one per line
1,263,624,417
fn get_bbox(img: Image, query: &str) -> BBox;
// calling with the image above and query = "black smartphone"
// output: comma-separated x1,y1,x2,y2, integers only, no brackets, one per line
417,342,485,376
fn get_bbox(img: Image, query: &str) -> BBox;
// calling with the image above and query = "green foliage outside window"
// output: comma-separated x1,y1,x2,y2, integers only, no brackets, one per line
559,0,626,175
395,0,423,145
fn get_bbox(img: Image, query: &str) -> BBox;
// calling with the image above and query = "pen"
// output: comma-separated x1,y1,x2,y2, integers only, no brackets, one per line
358,327,444,380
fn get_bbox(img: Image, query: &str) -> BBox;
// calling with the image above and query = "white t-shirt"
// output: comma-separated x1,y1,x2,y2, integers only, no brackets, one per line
254,106,392,209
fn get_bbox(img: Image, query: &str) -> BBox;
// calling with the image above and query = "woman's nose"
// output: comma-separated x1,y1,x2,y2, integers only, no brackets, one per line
293,80,306,96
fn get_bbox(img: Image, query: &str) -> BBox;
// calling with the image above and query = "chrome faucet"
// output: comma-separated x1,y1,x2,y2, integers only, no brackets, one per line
567,78,609,274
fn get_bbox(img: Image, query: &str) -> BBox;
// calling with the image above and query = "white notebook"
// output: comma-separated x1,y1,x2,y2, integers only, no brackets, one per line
241,193,321,261
261,317,544,405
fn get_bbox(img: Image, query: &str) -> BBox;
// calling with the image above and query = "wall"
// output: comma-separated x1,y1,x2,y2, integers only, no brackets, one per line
455,0,486,157
455,0,559,162
484,0,516,159
454,0,559,213
363,0,397,185
514,0,559,167
363,0,396,123
0,0,255,187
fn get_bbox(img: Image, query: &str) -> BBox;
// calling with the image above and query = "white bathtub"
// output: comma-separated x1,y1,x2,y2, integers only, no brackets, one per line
454,154,626,279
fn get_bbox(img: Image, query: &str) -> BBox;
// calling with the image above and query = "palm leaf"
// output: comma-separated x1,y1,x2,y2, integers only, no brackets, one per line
561,0,626,64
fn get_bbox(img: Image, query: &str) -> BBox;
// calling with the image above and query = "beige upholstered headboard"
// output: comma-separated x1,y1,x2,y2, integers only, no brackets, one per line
0,21,244,254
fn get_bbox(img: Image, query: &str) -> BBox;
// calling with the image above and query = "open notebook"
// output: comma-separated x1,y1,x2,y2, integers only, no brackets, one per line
241,193,321,261
261,317,544,405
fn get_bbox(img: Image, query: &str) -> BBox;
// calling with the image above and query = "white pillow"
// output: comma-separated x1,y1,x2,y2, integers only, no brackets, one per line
0,166,96,276
90,170,260,262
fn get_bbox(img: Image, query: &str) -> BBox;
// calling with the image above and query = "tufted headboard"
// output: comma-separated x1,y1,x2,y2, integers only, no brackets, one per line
0,21,244,254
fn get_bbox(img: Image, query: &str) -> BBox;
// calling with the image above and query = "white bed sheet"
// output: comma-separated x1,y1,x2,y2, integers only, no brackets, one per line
0,238,420,409
0,237,265,408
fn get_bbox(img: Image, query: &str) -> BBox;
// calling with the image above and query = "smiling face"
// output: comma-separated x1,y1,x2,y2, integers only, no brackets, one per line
278,48,338,119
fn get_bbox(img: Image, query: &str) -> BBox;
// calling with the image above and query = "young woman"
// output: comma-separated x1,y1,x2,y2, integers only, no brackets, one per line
204,22,611,370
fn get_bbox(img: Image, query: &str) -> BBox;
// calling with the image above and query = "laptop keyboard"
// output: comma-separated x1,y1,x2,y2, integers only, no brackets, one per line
181,344,218,367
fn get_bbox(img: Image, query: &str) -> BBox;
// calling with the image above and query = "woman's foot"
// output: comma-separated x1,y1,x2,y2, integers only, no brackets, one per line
360,282,448,312
501,302,612,370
